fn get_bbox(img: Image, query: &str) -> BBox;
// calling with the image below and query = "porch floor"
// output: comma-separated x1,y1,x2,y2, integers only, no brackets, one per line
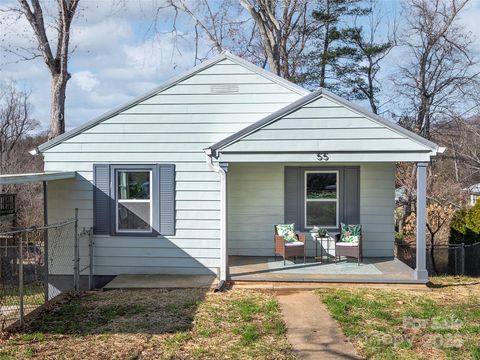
229,256,425,284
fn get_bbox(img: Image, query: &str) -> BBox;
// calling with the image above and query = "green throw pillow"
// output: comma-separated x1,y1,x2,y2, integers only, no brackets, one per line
276,223,297,243
340,223,361,243
344,235,360,243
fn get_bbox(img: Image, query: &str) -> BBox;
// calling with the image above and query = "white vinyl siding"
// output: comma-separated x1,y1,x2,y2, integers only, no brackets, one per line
43,58,303,276
218,95,432,161
228,162,394,257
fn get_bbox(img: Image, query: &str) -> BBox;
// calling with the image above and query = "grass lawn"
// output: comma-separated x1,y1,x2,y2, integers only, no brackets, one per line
317,276,480,360
0,288,293,360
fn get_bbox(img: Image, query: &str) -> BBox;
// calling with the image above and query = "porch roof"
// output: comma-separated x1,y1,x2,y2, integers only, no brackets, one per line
209,88,442,163
0,171,76,185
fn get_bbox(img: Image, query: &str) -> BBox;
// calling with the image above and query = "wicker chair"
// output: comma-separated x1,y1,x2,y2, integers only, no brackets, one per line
274,224,306,265
334,225,362,266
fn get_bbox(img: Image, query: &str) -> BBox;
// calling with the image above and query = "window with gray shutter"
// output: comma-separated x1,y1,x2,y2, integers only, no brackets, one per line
93,164,176,236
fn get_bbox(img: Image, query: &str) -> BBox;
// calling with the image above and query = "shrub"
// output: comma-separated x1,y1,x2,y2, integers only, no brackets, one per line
450,202,480,244
394,232,405,245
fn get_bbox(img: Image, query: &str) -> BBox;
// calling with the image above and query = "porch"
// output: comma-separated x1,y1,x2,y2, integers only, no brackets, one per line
229,256,421,284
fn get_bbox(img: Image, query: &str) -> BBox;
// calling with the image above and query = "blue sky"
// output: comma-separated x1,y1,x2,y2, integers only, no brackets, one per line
0,0,479,132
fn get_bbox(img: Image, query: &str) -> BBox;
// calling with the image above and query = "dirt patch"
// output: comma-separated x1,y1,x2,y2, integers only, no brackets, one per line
0,288,293,360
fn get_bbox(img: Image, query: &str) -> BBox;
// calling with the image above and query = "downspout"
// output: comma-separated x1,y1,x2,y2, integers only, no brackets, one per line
204,148,228,290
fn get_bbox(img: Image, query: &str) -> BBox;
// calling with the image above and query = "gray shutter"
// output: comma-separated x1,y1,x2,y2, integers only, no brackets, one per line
284,167,301,228
158,164,175,236
342,167,360,224
93,164,110,235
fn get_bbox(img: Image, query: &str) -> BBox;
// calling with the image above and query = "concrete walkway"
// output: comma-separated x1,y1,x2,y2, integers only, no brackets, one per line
277,291,362,360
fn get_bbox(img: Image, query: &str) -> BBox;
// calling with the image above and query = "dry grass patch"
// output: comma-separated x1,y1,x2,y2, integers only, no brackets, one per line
0,288,293,360
317,276,480,360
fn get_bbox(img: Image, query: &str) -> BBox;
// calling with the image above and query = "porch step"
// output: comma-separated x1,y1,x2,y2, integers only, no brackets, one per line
230,280,431,291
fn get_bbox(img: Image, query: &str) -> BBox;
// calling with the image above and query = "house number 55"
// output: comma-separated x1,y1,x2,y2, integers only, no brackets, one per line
316,153,329,161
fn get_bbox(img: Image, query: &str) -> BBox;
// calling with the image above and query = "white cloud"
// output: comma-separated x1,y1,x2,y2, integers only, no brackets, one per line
72,71,100,92
0,0,197,131
458,0,480,50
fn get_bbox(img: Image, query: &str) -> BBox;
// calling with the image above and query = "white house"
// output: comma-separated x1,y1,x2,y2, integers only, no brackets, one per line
16,52,439,287
468,183,480,207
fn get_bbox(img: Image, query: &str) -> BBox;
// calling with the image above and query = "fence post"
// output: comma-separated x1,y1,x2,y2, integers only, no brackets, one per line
18,232,24,327
43,181,49,303
74,208,79,292
460,243,465,275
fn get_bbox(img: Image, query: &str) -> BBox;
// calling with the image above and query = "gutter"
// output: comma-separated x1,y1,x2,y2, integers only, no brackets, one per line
204,148,228,283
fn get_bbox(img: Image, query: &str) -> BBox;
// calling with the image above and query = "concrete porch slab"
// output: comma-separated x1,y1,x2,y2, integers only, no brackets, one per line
103,274,218,290
229,256,426,284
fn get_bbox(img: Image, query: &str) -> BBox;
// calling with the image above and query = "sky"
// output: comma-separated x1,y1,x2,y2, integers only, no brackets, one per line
0,0,479,132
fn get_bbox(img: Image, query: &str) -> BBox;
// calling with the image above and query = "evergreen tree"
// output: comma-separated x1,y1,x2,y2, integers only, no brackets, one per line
334,0,396,114
303,0,369,90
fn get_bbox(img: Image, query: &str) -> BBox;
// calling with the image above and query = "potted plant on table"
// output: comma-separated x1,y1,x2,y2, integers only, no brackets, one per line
317,228,329,238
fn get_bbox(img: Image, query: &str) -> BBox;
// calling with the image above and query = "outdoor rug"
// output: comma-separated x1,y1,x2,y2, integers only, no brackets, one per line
266,258,383,275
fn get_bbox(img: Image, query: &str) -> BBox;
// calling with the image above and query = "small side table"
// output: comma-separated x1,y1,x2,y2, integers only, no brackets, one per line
311,233,333,263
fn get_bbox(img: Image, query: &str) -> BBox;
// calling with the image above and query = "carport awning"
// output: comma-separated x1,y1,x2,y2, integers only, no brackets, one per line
0,171,76,185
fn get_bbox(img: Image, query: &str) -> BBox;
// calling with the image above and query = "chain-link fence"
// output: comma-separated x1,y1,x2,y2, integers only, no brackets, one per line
395,242,480,276
0,210,92,330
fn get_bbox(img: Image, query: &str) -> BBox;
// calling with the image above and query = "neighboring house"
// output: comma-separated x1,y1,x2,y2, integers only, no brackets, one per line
467,183,480,206
17,52,439,286
0,193,16,227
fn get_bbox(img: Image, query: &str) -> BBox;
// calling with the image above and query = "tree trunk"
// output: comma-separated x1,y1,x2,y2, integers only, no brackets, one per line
48,73,69,139
429,240,438,275
367,63,378,114
319,22,329,88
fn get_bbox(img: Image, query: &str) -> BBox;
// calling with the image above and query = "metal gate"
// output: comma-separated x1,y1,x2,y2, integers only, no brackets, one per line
0,209,92,330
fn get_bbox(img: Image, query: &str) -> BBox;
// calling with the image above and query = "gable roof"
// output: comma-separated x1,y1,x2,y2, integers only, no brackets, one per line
209,88,440,156
34,51,309,154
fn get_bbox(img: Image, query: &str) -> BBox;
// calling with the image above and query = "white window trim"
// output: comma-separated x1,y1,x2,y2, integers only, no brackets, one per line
304,170,339,229
471,194,479,206
115,169,153,234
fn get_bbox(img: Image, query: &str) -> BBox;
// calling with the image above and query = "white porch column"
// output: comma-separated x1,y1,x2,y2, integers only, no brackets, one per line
415,162,428,281
219,162,229,281
204,150,229,282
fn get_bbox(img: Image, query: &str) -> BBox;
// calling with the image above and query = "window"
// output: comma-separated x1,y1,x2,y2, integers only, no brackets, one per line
116,170,152,233
305,171,338,228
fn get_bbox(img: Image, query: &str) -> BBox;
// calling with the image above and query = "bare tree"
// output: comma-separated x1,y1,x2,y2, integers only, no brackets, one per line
395,0,478,139
439,116,480,184
161,0,316,81
238,0,313,78
404,202,456,274
0,81,38,174
0,82,44,228
3,0,80,139
161,0,239,63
